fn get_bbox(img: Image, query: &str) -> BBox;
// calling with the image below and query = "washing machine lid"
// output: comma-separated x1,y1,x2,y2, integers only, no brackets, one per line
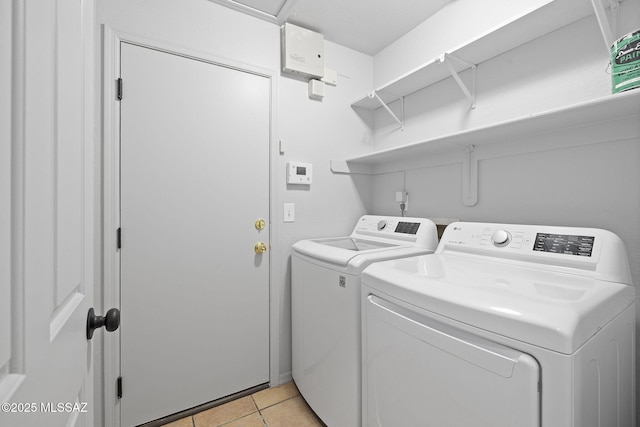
318,237,397,251
292,215,440,269
293,237,406,267
362,253,635,354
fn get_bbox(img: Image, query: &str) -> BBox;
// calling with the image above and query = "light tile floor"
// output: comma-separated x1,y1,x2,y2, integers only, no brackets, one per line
164,382,326,427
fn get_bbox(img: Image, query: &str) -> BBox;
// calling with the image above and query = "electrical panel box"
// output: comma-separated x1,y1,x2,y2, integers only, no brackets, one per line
281,23,324,79
287,162,313,185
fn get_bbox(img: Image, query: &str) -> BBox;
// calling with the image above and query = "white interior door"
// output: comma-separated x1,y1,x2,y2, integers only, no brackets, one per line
0,1,96,426
119,43,271,427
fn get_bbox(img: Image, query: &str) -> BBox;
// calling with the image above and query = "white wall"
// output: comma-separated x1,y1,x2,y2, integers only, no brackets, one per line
373,0,554,88
97,0,278,68
275,40,373,379
367,1,640,422
95,0,373,423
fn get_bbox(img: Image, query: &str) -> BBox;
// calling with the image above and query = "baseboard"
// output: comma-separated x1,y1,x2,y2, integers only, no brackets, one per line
278,370,293,385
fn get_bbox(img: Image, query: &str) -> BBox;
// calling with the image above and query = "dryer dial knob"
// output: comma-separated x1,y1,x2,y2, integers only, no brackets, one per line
491,230,511,247
378,220,388,231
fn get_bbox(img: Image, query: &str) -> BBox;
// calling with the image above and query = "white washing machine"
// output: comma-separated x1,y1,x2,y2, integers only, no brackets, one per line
292,215,439,427
361,222,636,427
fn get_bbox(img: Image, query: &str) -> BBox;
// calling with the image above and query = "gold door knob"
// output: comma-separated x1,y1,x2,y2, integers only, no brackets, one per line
255,219,266,230
254,242,267,254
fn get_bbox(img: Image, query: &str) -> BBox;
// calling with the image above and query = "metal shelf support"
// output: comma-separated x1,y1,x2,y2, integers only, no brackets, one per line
461,145,478,206
439,53,477,109
591,0,621,52
369,91,405,131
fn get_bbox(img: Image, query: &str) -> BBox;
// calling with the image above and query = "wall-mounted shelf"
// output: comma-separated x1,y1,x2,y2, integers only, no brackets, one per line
351,0,594,114
335,90,640,172
341,0,630,206
334,90,640,204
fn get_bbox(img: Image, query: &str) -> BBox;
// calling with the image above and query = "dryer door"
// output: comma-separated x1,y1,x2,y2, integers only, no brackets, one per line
363,294,541,427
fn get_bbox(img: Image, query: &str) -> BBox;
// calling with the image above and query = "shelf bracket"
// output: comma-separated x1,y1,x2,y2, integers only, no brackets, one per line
369,91,404,131
591,0,621,52
439,53,476,109
461,145,478,207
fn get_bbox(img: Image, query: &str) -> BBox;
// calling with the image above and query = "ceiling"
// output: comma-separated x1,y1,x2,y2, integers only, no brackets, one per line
208,0,454,55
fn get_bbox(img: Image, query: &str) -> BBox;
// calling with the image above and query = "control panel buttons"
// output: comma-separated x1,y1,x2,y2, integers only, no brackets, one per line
491,230,511,247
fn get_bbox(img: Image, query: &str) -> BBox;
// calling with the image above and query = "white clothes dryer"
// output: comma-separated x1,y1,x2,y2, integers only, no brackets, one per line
292,215,438,427
361,222,636,427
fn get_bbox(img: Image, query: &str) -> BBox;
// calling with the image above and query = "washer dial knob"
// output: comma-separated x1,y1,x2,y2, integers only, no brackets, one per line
491,230,511,247
377,220,388,231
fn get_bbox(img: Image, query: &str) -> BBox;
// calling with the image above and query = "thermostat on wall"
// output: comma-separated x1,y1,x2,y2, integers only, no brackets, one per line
287,162,313,185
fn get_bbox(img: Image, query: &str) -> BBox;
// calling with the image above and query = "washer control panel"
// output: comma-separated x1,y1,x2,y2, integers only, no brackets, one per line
351,215,438,247
356,216,422,236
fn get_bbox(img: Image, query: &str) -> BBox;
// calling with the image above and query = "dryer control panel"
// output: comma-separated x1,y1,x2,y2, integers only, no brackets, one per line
532,233,595,257
438,222,631,284
482,228,595,257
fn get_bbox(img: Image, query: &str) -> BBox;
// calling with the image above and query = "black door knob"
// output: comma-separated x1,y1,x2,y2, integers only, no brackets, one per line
86,307,120,339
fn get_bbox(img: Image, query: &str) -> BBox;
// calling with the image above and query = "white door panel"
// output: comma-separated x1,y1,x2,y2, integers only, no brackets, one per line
0,1,95,426
119,43,270,426
55,0,84,306
0,0,11,390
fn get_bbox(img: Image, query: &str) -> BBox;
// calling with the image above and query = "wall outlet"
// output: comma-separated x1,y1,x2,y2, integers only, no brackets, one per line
395,191,408,202
396,191,408,212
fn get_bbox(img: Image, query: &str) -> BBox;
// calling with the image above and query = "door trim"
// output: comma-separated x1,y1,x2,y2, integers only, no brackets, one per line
101,26,280,427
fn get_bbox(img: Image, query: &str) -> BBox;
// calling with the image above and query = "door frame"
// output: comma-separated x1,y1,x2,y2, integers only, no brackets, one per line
101,26,280,427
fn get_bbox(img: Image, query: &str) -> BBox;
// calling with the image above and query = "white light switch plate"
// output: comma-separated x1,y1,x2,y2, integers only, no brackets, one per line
284,203,295,222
